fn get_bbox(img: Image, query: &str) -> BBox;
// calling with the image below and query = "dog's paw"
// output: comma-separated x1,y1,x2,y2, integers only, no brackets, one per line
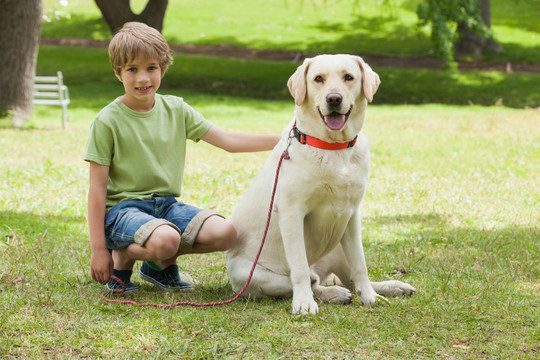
292,297,319,316
356,285,378,306
313,285,353,305
371,280,416,297
323,274,344,286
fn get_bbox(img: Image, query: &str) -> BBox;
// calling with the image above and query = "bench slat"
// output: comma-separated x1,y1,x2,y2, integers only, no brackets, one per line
35,76,61,83
34,91,61,98
32,71,69,128
34,84,64,91
33,99,70,106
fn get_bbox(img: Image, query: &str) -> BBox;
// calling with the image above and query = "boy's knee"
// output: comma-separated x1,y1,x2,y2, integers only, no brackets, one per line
199,217,237,252
217,222,237,251
147,225,181,259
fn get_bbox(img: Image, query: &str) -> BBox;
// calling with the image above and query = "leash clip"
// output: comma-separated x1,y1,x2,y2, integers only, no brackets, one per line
282,128,294,160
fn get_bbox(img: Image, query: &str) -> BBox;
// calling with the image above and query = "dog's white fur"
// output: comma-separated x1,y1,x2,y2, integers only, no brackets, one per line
226,54,415,315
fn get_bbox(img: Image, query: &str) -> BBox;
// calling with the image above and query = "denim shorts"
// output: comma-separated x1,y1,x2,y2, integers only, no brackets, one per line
104,196,221,252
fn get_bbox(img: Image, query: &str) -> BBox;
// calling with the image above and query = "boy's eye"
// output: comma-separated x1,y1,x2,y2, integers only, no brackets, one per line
148,66,158,71
126,67,136,72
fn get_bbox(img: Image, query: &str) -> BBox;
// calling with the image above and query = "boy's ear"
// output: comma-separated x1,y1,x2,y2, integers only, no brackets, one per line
114,69,123,82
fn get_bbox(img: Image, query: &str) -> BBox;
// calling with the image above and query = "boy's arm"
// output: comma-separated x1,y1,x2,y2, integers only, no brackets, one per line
87,161,113,284
201,125,280,153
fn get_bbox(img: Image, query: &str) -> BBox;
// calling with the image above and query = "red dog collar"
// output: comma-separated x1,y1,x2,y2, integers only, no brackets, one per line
293,123,357,150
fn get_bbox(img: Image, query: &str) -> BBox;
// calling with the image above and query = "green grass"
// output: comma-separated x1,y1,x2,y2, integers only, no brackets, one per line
42,0,540,64
35,46,540,108
1,95,538,358
1,2,539,358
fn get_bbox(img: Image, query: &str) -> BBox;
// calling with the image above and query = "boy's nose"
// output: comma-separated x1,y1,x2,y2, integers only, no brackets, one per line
137,71,150,82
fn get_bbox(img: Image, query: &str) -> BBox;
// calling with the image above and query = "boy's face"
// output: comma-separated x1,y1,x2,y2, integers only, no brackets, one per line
115,54,163,112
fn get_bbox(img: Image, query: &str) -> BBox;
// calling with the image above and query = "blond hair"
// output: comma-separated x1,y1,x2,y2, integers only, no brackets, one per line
108,22,173,75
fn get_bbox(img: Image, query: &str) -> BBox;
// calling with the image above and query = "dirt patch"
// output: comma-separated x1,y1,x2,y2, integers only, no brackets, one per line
41,37,540,73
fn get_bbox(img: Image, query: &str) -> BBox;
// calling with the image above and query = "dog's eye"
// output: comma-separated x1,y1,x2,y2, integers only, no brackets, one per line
314,75,324,83
344,74,354,81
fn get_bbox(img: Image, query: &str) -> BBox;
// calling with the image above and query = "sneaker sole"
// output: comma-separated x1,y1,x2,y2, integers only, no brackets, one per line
139,271,194,292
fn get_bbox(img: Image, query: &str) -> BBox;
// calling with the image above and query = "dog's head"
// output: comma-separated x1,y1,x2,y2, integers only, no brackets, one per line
287,54,380,142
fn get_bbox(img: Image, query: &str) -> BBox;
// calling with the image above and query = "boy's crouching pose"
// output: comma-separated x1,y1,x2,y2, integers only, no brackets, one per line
85,22,279,293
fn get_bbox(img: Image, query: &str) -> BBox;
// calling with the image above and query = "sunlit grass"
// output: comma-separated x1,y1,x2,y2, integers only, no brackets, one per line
2,96,538,358
3,3,540,355
41,0,540,63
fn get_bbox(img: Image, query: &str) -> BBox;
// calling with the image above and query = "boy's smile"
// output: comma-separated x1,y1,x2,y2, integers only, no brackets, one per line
136,86,152,92
116,55,163,112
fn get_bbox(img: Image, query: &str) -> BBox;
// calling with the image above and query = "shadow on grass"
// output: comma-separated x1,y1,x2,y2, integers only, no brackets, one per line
2,208,536,270
39,1,540,64
36,46,540,108
156,56,540,108
375,68,540,108
2,207,537,316
175,17,430,58
306,16,432,56
363,213,539,283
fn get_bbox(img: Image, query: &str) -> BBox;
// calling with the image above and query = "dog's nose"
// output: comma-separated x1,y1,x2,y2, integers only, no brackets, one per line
326,93,342,107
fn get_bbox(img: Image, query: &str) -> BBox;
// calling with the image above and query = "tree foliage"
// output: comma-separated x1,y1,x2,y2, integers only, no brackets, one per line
417,0,489,70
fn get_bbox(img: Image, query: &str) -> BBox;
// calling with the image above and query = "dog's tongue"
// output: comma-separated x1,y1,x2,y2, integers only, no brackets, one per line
324,113,346,130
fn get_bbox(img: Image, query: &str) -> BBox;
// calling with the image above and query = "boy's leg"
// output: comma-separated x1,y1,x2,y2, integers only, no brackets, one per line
184,215,237,254
158,199,236,255
135,214,236,292
113,198,236,290
115,224,181,268
105,199,185,291
112,223,192,291
111,249,136,270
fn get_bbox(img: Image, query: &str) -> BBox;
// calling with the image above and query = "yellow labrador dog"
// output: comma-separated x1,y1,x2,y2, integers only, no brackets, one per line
226,54,415,315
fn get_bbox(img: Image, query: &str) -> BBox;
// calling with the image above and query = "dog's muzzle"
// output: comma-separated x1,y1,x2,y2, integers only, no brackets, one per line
318,93,352,130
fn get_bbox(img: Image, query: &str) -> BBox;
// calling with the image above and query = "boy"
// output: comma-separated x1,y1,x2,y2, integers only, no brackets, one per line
85,22,279,293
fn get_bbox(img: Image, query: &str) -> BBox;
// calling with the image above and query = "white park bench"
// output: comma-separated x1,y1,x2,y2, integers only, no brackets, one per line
33,71,70,128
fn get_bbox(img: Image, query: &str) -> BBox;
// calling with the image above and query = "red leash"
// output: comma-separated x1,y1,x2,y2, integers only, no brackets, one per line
99,150,290,308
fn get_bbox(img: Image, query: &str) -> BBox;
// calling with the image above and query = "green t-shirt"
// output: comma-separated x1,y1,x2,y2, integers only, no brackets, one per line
84,94,213,208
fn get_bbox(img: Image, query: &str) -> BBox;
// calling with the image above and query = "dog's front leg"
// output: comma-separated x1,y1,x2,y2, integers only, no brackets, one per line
342,212,378,306
278,211,318,316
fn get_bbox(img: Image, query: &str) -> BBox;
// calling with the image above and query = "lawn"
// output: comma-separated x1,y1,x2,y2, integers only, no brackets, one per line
1,89,539,359
34,46,540,108
41,0,540,64
37,0,540,109
1,1,539,358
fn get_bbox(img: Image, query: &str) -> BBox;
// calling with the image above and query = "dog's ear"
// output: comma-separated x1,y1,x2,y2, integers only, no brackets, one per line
287,58,313,106
355,56,381,103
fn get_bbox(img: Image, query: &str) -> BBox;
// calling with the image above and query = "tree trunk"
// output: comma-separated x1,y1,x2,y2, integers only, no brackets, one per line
455,0,503,56
0,0,43,126
94,0,168,34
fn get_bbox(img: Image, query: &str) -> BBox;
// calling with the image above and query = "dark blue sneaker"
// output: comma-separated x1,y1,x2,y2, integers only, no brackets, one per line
139,262,194,292
105,269,139,294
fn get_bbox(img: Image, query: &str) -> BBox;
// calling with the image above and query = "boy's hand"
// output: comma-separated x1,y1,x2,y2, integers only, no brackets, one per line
91,248,114,284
